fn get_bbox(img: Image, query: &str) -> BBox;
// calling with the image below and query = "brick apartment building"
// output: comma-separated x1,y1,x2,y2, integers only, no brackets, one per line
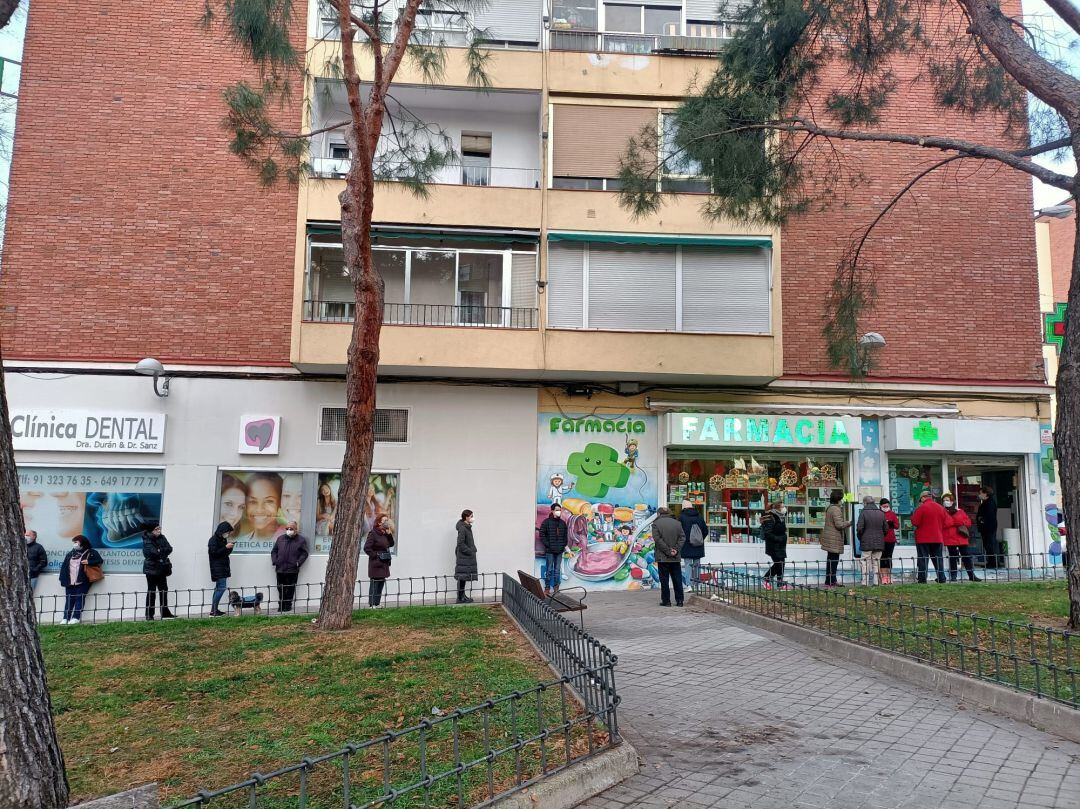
1,1,1058,609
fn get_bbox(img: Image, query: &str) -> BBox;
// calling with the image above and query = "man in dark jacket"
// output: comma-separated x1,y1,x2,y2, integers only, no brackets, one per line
760,499,789,589
856,496,888,586
25,530,48,591
455,510,478,603
678,500,708,587
652,507,685,607
976,486,1000,568
271,521,309,612
142,522,175,620
539,505,569,595
208,521,235,616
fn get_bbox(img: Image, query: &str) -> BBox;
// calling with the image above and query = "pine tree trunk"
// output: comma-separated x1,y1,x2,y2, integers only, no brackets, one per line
0,361,69,806
317,159,384,632
1053,165,1080,631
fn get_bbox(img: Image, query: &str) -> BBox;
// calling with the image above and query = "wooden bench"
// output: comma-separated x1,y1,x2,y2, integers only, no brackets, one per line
517,570,587,626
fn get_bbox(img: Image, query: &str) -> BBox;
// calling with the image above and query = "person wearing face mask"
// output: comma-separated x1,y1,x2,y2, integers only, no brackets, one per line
455,510,478,603
364,515,396,608
942,493,981,582
539,505,569,596
678,499,708,587
911,490,948,584
878,499,900,584
25,530,48,592
141,522,175,620
207,521,236,616
856,496,888,586
58,535,103,624
760,497,790,590
976,485,1000,568
270,520,309,612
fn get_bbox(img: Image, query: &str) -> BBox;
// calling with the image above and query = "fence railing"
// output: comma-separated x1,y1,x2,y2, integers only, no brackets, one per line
549,29,726,55
302,300,539,328
502,573,620,727
310,157,542,189
697,567,1078,709
170,577,620,808
691,552,1071,588
35,573,502,626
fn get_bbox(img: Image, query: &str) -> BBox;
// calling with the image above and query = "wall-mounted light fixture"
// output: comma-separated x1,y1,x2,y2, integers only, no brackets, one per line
135,357,171,398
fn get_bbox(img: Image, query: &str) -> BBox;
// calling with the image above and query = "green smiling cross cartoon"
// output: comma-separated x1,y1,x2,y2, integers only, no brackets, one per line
567,443,631,498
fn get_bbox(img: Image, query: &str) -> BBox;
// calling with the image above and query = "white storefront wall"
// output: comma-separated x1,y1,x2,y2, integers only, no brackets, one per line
7,373,539,602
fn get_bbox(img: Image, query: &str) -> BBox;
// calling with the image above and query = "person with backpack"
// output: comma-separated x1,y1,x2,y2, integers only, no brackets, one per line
538,505,569,596
855,496,888,586
760,497,790,590
678,499,708,587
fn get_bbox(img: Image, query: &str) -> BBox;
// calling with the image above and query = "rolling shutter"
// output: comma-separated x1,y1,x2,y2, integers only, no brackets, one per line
546,243,585,328
680,247,771,334
587,245,676,330
473,0,542,43
552,105,657,178
510,253,537,309
686,0,748,20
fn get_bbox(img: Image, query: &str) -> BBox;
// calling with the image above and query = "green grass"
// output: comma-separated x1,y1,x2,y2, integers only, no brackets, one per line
41,608,602,808
719,578,1078,707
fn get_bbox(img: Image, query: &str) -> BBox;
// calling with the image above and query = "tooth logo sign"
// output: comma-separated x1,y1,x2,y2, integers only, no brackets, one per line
245,419,276,451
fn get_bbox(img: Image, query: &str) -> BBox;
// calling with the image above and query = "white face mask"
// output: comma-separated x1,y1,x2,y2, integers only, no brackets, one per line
72,543,81,550
285,529,296,537
943,500,954,509
553,511,562,519
25,535,33,544
778,507,788,516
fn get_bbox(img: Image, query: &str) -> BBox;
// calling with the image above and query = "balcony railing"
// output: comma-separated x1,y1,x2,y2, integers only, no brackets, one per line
311,158,541,189
549,29,726,55
304,300,539,328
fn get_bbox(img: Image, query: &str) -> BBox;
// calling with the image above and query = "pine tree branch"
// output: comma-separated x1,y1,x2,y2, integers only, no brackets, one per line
0,0,18,31
1042,0,1080,37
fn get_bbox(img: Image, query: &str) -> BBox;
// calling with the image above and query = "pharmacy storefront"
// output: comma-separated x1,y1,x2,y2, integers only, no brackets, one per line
665,413,864,563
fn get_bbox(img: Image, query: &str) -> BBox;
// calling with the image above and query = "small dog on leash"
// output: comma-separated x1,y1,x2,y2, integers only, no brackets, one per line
228,591,264,616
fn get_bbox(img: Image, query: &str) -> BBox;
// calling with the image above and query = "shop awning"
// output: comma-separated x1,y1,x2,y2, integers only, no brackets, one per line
547,231,773,249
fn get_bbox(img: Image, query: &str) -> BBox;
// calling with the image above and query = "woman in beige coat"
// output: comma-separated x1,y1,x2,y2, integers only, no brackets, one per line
820,490,851,587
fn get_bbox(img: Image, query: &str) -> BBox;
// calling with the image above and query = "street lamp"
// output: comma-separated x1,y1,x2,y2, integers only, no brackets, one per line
856,332,886,375
134,358,170,398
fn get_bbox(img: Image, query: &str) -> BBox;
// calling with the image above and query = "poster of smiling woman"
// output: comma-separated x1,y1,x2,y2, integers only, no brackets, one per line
217,470,304,553
536,413,659,591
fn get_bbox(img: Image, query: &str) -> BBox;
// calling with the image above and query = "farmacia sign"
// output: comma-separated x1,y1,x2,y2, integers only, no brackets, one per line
669,413,862,449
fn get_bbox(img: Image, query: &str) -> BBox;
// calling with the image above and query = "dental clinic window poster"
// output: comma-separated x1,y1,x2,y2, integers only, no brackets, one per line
18,466,164,573
536,413,659,591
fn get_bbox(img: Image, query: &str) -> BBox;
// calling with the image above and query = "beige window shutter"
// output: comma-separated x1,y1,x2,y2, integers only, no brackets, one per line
552,105,657,178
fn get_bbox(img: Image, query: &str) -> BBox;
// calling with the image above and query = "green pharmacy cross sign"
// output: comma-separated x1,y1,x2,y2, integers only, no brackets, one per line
1044,302,1067,352
912,420,940,448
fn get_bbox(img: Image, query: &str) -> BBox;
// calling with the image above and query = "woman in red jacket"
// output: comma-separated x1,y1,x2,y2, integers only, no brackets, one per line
878,498,901,584
942,493,981,583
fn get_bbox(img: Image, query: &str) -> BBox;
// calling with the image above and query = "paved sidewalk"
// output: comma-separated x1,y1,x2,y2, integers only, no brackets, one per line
579,593,1080,809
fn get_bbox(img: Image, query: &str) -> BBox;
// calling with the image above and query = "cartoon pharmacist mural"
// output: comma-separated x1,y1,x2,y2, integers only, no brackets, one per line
536,414,660,591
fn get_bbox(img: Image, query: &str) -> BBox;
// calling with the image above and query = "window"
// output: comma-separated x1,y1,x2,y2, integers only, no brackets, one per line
660,113,710,193
603,3,680,34
329,141,351,160
320,407,409,443
605,3,641,32
551,105,657,184
460,132,492,187
546,240,772,334
552,0,598,29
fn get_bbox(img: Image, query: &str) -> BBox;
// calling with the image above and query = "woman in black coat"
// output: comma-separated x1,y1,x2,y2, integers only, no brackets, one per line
208,521,235,616
678,500,708,586
538,505,569,595
455,509,478,604
363,515,396,608
142,522,175,620
760,497,790,590
58,535,103,624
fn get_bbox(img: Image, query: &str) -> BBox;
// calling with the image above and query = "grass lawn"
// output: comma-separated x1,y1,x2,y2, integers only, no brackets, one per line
717,579,1078,707
42,607,602,807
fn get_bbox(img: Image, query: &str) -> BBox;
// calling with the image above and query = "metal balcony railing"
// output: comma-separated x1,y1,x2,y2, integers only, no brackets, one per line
310,158,541,189
549,29,726,56
304,300,539,329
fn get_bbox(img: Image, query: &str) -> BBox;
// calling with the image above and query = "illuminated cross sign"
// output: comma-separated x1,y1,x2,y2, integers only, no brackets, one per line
671,414,862,449
912,420,940,448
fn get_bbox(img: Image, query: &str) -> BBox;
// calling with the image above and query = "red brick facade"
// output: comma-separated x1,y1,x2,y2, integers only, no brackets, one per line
781,60,1044,384
0,2,302,366
1038,202,1076,303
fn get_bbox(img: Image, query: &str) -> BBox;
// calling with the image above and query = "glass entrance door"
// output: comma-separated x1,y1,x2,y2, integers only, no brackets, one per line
948,460,1023,563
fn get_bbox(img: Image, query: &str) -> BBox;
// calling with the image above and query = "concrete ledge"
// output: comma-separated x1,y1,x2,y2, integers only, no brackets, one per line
70,784,158,808
488,741,640,809
690,594,1080,745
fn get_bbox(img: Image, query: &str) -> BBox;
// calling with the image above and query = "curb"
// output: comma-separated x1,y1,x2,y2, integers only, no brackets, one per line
70,784,158,808
689,594,1080,745
487,741,640,809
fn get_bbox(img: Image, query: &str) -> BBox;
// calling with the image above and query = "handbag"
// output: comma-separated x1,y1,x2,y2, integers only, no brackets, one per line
957,525,970,538
84,564,105,584
377,551,393,563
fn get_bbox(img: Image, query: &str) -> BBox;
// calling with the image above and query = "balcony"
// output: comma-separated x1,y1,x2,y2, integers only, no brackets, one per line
310,158,540,189
303,301,539,329
549,29,727,56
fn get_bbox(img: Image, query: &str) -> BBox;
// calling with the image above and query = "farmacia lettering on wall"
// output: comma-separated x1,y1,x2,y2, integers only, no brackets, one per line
18,466,164,573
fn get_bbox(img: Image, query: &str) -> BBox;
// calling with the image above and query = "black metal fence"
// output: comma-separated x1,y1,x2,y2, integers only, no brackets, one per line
35,573,502,626
169,576,620,808
698,567,1078,709
302,300,539,328
692,552,1071,589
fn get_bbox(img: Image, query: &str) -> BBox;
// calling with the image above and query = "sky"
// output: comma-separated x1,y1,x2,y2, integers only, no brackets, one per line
0,2,1073,211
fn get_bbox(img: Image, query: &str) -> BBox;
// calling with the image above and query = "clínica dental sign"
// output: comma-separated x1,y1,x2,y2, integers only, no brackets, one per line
10,409,167,453
668,413,863,449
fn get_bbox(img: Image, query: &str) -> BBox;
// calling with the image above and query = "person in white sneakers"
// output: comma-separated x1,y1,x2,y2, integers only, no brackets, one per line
58,535,102,624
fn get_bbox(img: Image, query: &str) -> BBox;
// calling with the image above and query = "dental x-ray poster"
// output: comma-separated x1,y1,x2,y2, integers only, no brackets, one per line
18,466,164,573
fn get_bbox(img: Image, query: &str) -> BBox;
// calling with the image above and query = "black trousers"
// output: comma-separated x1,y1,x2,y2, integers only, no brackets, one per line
825,552,840,585
916,543,947,583
658,561,684,605
276,568,299,611
765,560,785,580
947,545,977,580
880,542,896,569
145,574,169,617
369,578,386,607
982,533,1001,568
